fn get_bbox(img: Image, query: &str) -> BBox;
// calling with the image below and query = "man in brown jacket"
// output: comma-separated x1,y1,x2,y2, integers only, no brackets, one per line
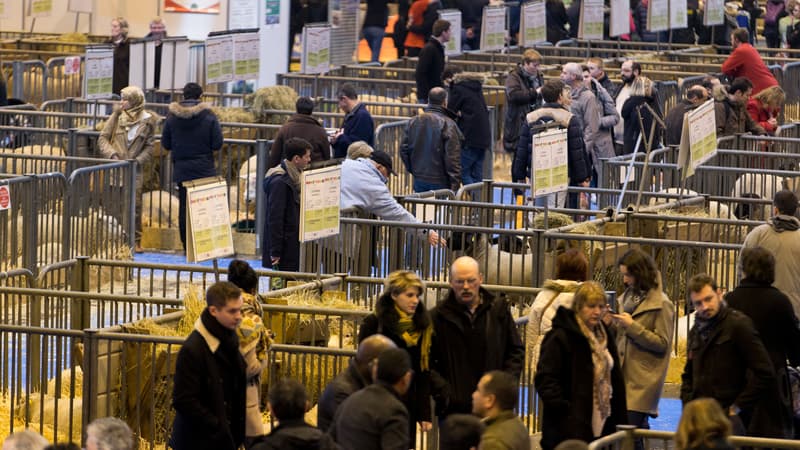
268,96,331,169
472,370,529,450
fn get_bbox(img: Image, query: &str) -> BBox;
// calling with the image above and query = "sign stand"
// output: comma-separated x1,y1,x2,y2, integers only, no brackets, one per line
530,128,569,209
184,176,235,267
298,165,342,276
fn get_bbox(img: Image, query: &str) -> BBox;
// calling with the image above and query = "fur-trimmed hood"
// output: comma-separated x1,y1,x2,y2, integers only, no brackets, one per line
168,99,215,119
452,71,486,85
525,104,573,128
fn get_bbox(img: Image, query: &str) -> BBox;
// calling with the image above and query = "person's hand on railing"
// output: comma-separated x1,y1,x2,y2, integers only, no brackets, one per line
428,230,447,247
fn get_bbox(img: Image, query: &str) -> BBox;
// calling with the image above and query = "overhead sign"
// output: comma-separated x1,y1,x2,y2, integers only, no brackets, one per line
299,165,341,242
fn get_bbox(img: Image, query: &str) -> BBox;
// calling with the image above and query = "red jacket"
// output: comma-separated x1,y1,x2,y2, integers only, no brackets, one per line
721,44,779,95
746,98,780,134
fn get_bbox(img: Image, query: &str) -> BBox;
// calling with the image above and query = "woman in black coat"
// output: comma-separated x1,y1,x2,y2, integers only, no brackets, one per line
535,281,628,450
358,270,433,443
724,246,800,439
621,76,663,155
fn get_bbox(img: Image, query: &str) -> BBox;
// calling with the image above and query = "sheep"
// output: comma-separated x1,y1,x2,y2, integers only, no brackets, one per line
730,173,800,221
141,190,180,229
15,393,83,441
470,234,536,288
0,145,66,174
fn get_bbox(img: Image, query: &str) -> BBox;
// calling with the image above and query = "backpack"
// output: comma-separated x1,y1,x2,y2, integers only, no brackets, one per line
764,0,786,26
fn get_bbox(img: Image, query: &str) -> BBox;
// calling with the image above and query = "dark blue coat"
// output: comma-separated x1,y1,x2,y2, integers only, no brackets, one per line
448,72,491,150
332,103,374,158
161,100,223,183
262,162,301,271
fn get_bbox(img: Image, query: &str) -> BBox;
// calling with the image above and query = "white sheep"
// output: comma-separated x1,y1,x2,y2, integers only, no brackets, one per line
731,173,800,221
141,190,180,229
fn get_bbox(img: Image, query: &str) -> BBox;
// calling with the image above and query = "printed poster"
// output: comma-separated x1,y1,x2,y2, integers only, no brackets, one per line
677,100,717,178
609,0,630,36
206,34,234,83
265,0,281,25
67,0,92,13
531,129,569,198
479,6,507,51
84,47,114,99
186,178,234,263
301,25,332,74
164,0,220,14
647,0,670,32
704,0,725,25
578,0,604,40
229,0,259,29
299,166,341,242
233,32,260,81
669,0,688,29
29,0,53,17
520,0,547,46
439,9,462,56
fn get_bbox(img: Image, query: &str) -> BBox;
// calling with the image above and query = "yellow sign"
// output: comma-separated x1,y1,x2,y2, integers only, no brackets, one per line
185,177,235,262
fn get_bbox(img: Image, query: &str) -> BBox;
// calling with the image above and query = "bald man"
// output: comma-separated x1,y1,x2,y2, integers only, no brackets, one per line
430,256,524,428
317,334,396,431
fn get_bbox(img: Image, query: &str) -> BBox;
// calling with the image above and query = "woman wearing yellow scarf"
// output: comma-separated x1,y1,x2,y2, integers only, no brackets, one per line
358,270,433,444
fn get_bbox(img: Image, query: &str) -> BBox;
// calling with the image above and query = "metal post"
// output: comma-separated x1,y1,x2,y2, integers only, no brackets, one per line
127,160,137,249
81,328,99,435
71,256,91,330
12,61,25,100
254,140,269,255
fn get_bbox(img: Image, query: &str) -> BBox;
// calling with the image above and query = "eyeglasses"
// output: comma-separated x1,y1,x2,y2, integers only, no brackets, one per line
452,278,479,287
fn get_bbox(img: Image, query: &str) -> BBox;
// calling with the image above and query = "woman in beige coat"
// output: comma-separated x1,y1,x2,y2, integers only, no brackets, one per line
608,249,674,450
97,85,159,250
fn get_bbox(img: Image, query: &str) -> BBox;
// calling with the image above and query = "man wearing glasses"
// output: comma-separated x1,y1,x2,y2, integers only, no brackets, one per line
430,256,524,438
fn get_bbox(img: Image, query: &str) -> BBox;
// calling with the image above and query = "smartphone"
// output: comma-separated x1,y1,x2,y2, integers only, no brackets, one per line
605,290,618,314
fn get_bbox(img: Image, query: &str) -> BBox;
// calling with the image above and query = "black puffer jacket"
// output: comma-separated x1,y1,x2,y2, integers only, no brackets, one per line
161,100,224,183
621,95,663,154
448,72,491,149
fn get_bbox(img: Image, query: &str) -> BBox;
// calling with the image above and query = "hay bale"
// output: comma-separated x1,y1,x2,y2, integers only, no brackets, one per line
142,190,180,229
58,33,90,43
251,86,299,124
211,106,256,123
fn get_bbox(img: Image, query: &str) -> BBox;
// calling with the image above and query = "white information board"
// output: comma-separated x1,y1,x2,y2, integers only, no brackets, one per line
647,0,670,32
206,34,234,84
479,6,507,51
229,0,259,29
29,0,53,18
609,0,630,36
84,47,114,99
68,0,92,13
299,165,341,242
531,128,569,197
128,40,157,90
301,25,332,75
578,0,604,40
159,38,190,92
439,9,462,56
669,0,688,29
185,177,235,263
677,100,717,178
704,0,725,25
520,1,547,46
233,32,260,81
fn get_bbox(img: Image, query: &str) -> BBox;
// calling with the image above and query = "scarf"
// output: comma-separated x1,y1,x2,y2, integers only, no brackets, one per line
237,292,272,363
576,314,614,437
394,304,433,371
770,214,800,232
693,307,723,345
621,286,645,314
201,308,240,356
266,161,302,204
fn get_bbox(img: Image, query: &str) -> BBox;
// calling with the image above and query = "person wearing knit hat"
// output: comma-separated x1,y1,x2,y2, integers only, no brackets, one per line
98,85,160,252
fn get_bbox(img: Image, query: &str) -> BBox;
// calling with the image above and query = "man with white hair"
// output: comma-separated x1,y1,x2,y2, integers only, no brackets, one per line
2,430,48,450
86,417,134,450
560,62,599,187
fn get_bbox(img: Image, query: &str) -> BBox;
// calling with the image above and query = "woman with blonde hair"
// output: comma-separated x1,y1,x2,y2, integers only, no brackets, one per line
358,270,433,442
747,85,786,134
535,281,627,450
674,398,734,450
107,17,130,95
621,76,662,155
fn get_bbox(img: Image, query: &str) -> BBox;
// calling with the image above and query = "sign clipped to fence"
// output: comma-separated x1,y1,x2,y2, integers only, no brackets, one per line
647,0,670,32
84,45,114,99
609,0,630,36
439,9,463,55
301,24,332,75
531,128,569,198
669,0,688,29
0,185,11,211
299,165,341,242
64,56,81,75
578,0,604,40
205,33,234,83
479,6,507,51
233,31,260,81
185,177,235,263
677,99,717,179
520,0,547,46
704,0,725,25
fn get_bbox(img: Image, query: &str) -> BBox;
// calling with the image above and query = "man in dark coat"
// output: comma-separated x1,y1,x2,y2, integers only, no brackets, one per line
331,348,413,450
262,138,311,271
317,334,396,431
681,273,777,437
331,84,374,159
430,257,525,426
170,281,247,450
269,97,331,169
664,85,708,147
161,82,224,250
415,20,451,103
725,247,800,439
503,49,544,153
252,379,337,450
446,66,491,186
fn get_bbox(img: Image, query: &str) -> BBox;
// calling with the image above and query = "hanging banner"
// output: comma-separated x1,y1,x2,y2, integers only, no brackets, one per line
704,0,725,25
301,24,332,75
29,0,53,17
677,100,717,178
647,0,670,32
479,6,507,51
439,9,462,56
609,0,630,36
206,33,234,83
669,0,688,29
578,0,604,40
520,0,547,46
531,128,569,198
164,0,220,14
233,32,260,81
229,0,259,29
84,46,114,99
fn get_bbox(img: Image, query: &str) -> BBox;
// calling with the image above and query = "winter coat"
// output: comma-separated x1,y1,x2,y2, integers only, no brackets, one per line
525,279,580,372
546,0,570,43
448,72,492,150
332,103,375,159
262,162,301,270
569,84,601,165
271,114,331,168
664,99,696,147
597,74,618,99
109,37,130,95
513,103,592,184
161,100,223,183
363,0,389,28
251,419,338,450
430,288,525,417
613,287,674,416
331,382,410,450
621,95,662,154
726,279,800,438
358,293,432,441
404,0,430,50
503,65,544,153
680,307,776,436
400,104,463,190
238,292,271,438
715,97,767,137
416,38,446,102
97,108,160,188
743,218,800,317
721,43,779,95
535,306,628,450
745,98,780,135
170,314,247,450
480,410,531,450
586,78,620,160
317,359,369,431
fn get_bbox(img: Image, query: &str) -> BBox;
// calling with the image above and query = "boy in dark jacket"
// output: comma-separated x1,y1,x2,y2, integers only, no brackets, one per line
445,66,491,186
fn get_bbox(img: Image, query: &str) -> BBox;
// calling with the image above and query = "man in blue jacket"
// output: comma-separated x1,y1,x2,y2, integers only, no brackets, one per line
331,84,374,159
161,82,223,250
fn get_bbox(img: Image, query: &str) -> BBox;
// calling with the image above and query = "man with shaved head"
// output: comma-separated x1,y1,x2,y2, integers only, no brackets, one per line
317,334,397,430
430,256,524,437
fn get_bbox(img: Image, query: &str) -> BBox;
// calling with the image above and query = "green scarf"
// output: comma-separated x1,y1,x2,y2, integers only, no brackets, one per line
394,304,433,371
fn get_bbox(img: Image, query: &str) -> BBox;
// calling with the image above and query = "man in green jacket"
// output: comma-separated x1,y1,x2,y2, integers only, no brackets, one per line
472,370,529,450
